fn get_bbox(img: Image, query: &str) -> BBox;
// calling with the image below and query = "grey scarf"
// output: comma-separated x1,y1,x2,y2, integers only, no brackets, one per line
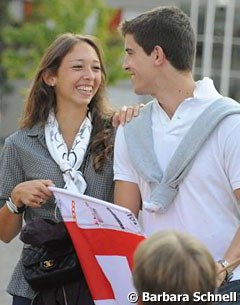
124,97,240,213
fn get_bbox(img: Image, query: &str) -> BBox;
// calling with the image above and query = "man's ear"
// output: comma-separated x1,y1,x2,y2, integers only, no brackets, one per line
42,71,56,87
153,45,166,66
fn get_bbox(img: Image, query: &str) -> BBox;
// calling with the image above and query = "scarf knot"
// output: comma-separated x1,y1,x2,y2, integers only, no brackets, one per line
147,182,178,212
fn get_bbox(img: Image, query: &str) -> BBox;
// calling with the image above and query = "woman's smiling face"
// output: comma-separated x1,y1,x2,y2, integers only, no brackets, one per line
53,41,102,110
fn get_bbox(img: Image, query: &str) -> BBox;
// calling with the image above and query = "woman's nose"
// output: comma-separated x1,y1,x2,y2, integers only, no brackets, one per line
83,68,94,80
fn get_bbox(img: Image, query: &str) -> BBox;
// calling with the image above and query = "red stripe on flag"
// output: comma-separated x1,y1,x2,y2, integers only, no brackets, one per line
80,228,145,269
65,222,145,301
65,222,115,300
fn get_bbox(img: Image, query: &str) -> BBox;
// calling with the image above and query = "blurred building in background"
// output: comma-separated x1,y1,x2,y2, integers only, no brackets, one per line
105,0,240,101
1,0,240,144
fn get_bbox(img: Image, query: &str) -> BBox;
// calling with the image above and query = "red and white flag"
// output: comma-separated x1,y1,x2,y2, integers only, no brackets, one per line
50,186,145,305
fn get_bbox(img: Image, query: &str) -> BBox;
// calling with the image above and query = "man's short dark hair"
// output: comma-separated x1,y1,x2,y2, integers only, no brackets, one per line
119,6,196,71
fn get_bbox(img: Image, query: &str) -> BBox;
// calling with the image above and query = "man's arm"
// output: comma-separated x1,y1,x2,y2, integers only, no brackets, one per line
114,180,141,217
223,188,240,262
225,189,240,262
216,188,240,287
113,124,142,217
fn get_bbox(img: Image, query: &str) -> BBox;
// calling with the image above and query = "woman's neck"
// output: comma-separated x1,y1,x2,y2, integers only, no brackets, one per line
56,108,88,150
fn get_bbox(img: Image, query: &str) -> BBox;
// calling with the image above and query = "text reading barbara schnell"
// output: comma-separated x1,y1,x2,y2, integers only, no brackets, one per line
127,291,237,303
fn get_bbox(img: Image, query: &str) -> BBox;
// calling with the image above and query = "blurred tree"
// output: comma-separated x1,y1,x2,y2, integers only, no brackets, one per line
0,0,12,96
2,0,126,84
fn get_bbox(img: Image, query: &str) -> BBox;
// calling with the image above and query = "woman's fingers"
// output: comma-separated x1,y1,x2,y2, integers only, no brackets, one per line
112,103,145,127
11,180,54,208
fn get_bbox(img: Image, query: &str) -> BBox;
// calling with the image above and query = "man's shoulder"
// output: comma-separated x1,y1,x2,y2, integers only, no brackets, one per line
123,100,154,130
218,96,240,107
141,99,156,111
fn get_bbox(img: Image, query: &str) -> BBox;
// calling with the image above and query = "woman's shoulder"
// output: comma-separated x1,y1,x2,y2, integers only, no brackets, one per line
3,129,27,147
5,124,44,145
4,126,44,151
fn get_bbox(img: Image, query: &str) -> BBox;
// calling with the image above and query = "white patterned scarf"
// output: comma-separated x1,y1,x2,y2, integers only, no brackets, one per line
45,111,92,194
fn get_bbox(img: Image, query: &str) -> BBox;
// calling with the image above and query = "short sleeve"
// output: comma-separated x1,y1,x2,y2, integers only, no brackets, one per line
0,137,25,207
113,125,139,184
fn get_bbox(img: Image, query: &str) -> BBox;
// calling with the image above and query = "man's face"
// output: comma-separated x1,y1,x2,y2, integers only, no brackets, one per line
123,34,155,95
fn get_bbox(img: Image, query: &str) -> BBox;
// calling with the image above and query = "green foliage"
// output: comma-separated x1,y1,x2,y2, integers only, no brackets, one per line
2,0,126,84
0,0,12,94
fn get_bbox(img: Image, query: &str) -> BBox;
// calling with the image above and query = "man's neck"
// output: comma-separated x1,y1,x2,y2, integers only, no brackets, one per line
154,71,195,118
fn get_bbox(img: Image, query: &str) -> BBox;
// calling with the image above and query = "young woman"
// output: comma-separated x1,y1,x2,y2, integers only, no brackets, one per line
0,32,137,305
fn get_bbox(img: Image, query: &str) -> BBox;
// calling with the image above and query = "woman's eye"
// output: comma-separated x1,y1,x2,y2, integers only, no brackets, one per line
93,66,101,71
73,65,83,70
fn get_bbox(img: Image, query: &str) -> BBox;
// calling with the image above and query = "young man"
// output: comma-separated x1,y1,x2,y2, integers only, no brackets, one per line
114,5,240,299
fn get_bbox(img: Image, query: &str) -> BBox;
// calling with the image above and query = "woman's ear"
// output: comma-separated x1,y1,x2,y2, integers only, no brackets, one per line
153,45,166,66
42,71,56,87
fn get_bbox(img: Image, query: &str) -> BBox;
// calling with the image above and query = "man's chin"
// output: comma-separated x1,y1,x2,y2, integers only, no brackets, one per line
132,83,147,95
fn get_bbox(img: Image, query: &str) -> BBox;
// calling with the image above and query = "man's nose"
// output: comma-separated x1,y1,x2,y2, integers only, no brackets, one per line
122,58,130,71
